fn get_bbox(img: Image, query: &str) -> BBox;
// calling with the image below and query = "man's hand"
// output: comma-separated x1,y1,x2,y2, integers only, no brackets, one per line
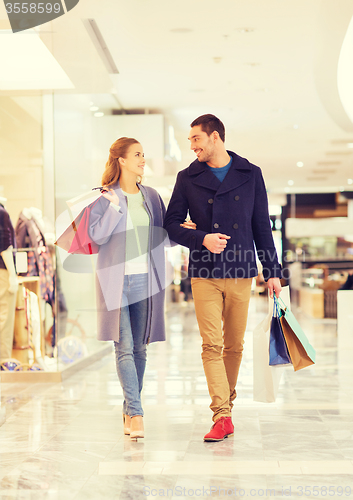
267,277,282,299
180,219,196,230
203,233,230,254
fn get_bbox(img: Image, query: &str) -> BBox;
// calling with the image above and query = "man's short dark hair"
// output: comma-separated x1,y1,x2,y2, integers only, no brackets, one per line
190,114,225,142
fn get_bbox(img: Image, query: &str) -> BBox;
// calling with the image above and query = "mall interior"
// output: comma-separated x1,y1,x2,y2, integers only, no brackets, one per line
1,0,353,498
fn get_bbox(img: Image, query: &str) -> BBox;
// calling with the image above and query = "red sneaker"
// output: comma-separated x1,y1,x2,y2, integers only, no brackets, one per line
203,416,234,442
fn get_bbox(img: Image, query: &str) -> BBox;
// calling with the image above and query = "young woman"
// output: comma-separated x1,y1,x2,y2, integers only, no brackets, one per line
89,137,193,439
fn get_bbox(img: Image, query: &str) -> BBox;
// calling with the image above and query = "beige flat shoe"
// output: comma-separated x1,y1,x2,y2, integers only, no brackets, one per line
130,415,144,439
123,414,131,435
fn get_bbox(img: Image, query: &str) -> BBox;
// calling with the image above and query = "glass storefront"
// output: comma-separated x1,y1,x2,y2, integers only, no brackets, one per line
1,92,176,376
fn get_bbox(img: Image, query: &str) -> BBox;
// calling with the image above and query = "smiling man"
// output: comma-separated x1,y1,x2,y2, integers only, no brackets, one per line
164,114,282,441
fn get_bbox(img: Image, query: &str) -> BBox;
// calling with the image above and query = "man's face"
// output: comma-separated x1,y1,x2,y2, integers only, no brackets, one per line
188,125,215,163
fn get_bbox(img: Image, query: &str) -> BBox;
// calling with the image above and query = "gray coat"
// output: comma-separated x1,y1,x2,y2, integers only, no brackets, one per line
89,181,169,344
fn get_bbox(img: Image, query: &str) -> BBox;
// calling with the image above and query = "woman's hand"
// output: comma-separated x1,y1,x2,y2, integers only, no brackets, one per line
180,219,197,230
101,188,120,206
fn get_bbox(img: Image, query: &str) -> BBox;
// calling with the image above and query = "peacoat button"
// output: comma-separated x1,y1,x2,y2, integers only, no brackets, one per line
208,198,214,204
233,223,239,229
214,223,219,229
234,195,240,201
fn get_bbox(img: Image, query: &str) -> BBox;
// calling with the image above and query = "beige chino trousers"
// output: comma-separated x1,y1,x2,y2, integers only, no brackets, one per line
191,278,252,422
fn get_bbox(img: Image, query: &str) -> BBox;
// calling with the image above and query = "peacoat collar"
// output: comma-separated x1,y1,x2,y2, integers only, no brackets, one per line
188,150,252,194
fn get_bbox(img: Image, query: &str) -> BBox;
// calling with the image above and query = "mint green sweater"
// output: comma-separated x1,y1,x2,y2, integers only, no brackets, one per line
122,190,150,274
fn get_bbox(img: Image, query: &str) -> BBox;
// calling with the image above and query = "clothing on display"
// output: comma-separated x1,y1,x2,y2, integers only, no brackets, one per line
0,203,16,270
15,208,54,307
340,272,353,290
0,202,17,362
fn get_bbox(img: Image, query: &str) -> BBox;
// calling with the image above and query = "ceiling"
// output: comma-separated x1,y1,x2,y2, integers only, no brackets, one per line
1,0,353,195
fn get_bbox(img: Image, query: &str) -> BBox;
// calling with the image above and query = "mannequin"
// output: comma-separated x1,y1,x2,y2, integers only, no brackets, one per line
21,207,45,234
15,206,52,370
0,196,18,363
15,207,54,307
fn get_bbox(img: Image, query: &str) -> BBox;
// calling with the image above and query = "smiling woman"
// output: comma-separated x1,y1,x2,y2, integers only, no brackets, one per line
87,136,171,440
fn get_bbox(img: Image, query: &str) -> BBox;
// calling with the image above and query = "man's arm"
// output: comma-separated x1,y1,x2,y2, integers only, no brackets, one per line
251,167,282,290
163,172,207,252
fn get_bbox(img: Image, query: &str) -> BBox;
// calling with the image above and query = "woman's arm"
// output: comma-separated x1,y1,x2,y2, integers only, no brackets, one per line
89,193,124,246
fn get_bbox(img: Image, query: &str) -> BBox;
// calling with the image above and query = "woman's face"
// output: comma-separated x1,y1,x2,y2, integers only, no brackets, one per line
119,143,145,177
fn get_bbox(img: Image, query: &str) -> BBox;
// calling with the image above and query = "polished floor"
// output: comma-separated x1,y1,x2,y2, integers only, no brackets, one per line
1,293,353,499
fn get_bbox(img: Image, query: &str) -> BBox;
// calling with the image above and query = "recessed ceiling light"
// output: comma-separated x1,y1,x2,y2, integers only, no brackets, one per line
170,28,193,34
288,180,294,186
94,112,104,117
293,124,299,129
297,161,304,167
348,179,353,184
90,106,99,111
348,143,353,148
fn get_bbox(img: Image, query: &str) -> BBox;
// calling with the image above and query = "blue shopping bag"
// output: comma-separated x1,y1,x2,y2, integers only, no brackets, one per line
269,300,292,366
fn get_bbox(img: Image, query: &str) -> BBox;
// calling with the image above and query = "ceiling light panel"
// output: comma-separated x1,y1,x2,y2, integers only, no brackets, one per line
0,29,74,90
306,177,328,182
312,169,337,174
326,151,353,155
317,161,341,165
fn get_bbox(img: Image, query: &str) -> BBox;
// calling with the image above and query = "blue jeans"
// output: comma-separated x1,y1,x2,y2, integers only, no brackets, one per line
114,274,148,417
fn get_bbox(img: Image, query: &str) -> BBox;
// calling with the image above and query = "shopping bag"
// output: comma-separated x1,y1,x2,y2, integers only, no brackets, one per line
269,300,291,366
253,311,284,402
253,286,291,402
274,294,316,372
55,195,101,255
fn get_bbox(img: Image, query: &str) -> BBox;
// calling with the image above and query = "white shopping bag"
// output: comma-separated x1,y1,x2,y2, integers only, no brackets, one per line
253,286,290,403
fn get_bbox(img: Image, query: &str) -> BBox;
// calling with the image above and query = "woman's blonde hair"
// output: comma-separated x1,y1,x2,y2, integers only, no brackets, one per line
101,137,140,187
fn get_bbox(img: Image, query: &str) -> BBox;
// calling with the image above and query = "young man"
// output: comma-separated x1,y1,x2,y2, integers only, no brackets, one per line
164,114,282,442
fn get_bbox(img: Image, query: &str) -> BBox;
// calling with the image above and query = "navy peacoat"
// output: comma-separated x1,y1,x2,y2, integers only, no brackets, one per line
89,181,169,344
163,151,282,280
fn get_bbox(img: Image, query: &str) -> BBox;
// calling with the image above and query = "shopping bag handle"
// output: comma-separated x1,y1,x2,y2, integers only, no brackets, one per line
272,295,281,318
273,292,287,313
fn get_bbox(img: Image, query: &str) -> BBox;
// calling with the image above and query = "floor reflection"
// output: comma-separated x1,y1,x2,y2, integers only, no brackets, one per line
1,294,353,499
